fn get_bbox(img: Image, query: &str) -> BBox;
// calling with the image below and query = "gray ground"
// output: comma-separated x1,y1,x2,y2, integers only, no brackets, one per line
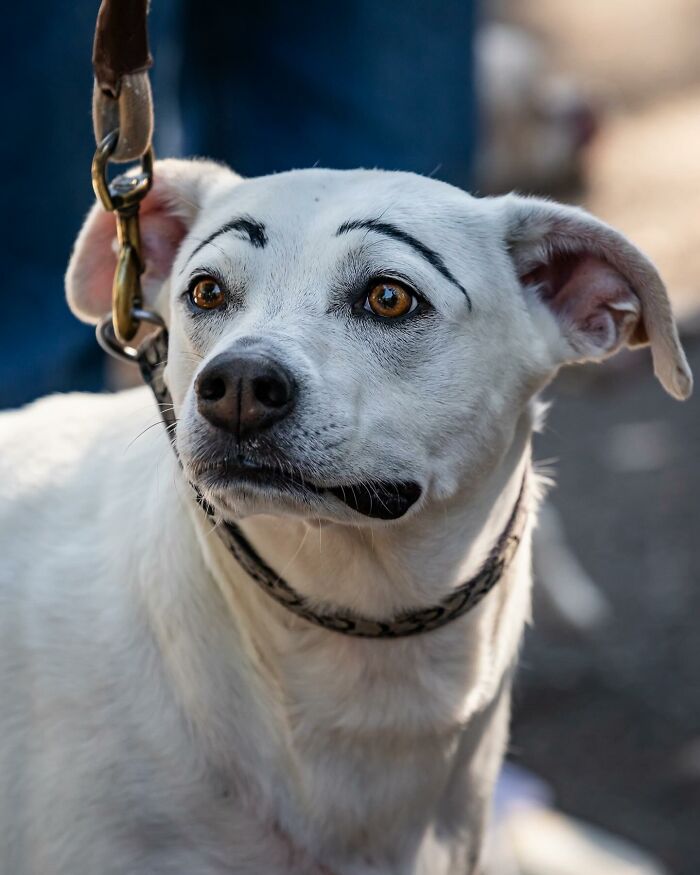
512,336,700,875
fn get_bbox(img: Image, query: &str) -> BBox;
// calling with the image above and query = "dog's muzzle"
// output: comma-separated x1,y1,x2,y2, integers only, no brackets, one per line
192,351,422,520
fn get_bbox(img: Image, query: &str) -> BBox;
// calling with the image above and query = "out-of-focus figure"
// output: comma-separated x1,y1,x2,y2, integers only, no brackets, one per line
475,22,597,195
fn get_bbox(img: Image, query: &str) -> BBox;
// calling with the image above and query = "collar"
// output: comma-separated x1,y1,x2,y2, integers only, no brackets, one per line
137,328,529,639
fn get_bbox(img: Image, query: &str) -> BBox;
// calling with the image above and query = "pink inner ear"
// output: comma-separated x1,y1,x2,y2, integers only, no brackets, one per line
139,207,188,286
66,208,121,322
523,252,642,356
67,180,190,323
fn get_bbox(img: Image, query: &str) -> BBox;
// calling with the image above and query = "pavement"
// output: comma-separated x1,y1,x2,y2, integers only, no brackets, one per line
493,7,700,870
511,335,700,875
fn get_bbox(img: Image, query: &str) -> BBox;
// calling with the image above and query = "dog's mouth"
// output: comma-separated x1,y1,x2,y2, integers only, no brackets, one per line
191,458,422,521
325,480,422,520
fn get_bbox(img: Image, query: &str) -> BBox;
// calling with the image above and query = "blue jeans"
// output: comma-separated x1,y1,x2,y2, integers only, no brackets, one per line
179,0,478,186
0,0,478,408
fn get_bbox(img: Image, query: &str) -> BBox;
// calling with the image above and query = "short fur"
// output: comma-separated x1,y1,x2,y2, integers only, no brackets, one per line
0,162,691,874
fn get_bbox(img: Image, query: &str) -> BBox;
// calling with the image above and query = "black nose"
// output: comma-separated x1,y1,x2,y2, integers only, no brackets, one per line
195,352,296,440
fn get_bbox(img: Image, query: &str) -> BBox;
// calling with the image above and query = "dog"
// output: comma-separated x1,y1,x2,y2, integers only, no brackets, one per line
0,160,691,874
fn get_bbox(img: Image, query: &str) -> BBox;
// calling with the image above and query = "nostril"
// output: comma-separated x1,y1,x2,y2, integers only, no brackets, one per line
198,374,227,402
252,375,289,409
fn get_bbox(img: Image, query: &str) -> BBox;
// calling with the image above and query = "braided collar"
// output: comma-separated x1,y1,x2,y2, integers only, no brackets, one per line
137,329,529,639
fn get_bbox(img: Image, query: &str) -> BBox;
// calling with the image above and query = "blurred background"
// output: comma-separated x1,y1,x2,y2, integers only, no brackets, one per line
488,4,700,875
1,1,698,873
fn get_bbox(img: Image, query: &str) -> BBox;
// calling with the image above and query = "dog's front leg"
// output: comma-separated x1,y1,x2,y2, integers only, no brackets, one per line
431,677,513,875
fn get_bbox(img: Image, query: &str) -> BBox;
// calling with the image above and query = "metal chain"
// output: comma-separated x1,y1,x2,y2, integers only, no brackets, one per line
90,0,159,355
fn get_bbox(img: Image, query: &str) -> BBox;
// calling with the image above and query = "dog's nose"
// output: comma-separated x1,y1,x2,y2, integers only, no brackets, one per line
195,352,296,440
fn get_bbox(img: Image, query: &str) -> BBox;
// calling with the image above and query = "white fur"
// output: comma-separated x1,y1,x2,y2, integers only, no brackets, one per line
0,164,690,874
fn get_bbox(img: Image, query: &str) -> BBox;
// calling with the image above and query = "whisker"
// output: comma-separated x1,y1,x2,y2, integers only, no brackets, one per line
125,420,172,451
276,526,309,582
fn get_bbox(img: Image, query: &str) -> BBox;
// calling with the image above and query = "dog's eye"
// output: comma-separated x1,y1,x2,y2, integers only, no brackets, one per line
190,277,226,310
363,281,417,319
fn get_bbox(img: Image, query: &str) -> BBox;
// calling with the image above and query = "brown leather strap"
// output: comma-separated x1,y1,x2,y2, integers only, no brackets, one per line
93,0,152,99
91,0,154,162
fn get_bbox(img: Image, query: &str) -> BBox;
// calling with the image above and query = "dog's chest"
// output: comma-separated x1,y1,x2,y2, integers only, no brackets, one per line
207,626,490,870
110,637,472,875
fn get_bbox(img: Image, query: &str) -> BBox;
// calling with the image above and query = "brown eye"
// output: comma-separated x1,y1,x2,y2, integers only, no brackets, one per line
190,277,225,310
364,281,417,319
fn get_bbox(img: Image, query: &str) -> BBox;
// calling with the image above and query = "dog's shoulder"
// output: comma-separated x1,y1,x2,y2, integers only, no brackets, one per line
0,388,211,872
0,385,173,604
0,387,160,503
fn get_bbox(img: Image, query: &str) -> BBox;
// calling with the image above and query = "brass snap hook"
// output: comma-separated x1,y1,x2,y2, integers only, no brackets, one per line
96,308,165,362
91,130,153,212
91,130,154,345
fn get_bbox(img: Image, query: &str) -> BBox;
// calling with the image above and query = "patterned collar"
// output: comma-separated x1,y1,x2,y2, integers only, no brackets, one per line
137,329,529,639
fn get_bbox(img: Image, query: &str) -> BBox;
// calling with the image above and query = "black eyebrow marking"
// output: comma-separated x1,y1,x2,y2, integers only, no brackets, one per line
187,215,268,262
336,218,471,310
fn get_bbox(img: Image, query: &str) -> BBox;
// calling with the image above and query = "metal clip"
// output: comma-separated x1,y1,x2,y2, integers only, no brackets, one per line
96,307,165,362
91,130,154,345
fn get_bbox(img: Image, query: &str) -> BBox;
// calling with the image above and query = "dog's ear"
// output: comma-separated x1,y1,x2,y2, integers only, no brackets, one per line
66,158,238,324
501,194,692,400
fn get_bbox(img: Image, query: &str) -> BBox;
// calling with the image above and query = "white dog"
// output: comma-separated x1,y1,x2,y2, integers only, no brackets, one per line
0,161,691,875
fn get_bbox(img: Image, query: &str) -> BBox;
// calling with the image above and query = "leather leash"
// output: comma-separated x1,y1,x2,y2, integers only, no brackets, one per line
92,0,154,164
91,0,157,349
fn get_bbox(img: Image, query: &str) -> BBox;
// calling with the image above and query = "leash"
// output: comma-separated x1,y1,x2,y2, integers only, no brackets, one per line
93,0,154,164
87,2,529,639
91,0,162,353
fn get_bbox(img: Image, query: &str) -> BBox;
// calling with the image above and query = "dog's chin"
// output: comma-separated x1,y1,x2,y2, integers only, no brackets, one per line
186,458,422,522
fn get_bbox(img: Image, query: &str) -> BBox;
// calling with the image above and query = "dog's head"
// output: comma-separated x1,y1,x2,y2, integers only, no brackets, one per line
66,160,691,523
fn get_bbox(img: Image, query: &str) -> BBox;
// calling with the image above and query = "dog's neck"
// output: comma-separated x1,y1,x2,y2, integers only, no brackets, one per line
182,406,535,872
200,405,533,629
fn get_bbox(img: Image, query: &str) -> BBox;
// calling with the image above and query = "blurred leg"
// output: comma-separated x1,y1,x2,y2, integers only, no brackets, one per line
0,1,183,409
0,3,106,408
180,0,479,188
